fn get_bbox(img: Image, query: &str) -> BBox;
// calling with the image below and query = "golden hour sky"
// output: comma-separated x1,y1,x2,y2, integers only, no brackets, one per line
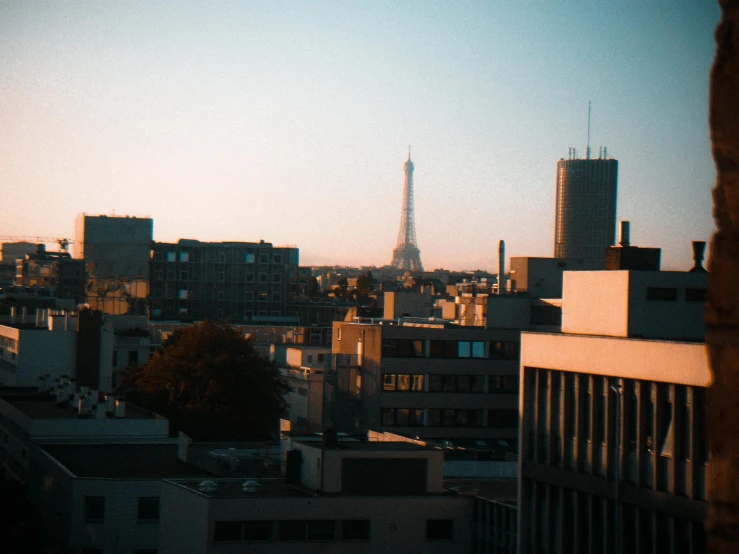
0,1,720,270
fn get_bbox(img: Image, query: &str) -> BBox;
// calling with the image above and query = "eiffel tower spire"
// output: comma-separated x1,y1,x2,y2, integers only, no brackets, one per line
391,148,424,271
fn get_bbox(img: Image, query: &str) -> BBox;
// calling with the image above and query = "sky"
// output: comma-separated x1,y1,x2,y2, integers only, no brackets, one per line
0,1,721,271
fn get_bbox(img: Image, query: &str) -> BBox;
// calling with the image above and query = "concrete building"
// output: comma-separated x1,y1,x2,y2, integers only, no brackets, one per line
158,437,473,553
0,308,150,392
518,268,709,554
554,152,618,269
1,241,38,263
74,214,153,315
331,319,520,447
273,345,330,434
15,244,87,301
149,239,299,324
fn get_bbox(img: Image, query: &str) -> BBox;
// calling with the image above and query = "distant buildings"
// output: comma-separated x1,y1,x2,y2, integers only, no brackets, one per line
74,214,153,315
149,239,299,324
518,267,709,554
554,150,618,269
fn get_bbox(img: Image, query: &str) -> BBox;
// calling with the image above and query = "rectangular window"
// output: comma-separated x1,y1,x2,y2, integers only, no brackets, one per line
471,375,485,393
395,408,410,426
397,374,411,391
137,498,159,522
471,341,485,358
243,521,273,541
428,374,442,392
342,520,370,541
411,374,424,391
409,408,424,426
245,253,255,264
458,341,471,358
260,254,269,264
273,274,282,283
128,350,139,366
381,408,395,426
646,287,677,301
490,341,520,360
273,254,282,264
685,288,707,302
427,409,441,426
429,340,458,358
442,375,456,392
442,409,456,426
179,289,188,300
84,496,105,523
179,252,189,262
383,374,397,391
457,375,470,393
166,252,176,262
426,519,454,540
214,521,243,542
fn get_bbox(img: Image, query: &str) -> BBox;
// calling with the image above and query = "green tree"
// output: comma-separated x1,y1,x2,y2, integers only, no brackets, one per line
118,321,289,440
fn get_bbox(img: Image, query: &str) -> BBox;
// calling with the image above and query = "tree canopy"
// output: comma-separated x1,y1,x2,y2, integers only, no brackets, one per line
119,321,289,440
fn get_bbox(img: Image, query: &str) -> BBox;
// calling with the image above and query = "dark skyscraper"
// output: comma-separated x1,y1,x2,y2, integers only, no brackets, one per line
554,149,618,269
391,149,424,272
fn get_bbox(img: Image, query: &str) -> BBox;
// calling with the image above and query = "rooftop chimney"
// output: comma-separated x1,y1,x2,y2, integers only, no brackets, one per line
690,241,708,273
498,240,506,295
619,221,630,247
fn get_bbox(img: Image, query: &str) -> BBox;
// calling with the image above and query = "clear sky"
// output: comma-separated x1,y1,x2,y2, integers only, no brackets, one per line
0,1,720,271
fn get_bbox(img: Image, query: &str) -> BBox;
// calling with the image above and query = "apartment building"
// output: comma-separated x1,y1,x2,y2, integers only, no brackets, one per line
331,319,521,446
149,240,299,324
518,269,709,554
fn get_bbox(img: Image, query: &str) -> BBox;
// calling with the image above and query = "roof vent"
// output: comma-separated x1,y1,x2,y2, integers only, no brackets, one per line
242,480,260,493
198,480,218,492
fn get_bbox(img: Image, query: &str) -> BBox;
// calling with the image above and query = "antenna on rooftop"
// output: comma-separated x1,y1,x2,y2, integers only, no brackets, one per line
586,100,591,160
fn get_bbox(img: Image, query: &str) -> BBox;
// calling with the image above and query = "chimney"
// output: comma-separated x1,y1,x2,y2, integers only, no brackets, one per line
498,240,506,295
619,221,630,247
690,241,708,273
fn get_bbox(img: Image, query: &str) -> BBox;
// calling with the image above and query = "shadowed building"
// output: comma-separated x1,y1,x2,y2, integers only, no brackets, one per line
554,150,618,269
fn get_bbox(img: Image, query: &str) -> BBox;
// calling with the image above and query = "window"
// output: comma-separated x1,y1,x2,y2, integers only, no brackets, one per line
429,340,458,358
427,519,454,540
178,289,188,300
273,273,282,282
381,408,395,425
179,252,189,262
397,374,411,391
128,351,139,366
273,254,282,263
245,253,255,264
84,496,105,522
382,339,423,357
260,254,269,264
137,498,159,522
646,287,677,301
427,409,441,426
490,341,519,360
342,520,370,541
395,408,410,426
259,274,268,283
488,409,518,428
166,252,176,262
278,520,335,541
112,351,118,367
214,521,244,542
685,288,707,302
317,354,325,363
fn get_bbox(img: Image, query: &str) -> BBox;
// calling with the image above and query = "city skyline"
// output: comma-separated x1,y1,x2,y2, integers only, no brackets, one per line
0,1,720,271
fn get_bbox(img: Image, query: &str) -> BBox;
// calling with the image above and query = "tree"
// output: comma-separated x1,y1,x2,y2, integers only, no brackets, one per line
356,270,376,296
118,321,290,440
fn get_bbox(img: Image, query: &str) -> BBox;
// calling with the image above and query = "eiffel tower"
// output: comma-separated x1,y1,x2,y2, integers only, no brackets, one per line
391,148,424,271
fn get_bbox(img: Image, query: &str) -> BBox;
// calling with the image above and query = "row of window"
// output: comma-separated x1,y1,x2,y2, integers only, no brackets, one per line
646,287,707,302
155,251,283,265
153,271,284,283
381,408,518,428
154,289,283,301
85,496,159,523
382,374,518,394
213,519,454,542
382,339,519,360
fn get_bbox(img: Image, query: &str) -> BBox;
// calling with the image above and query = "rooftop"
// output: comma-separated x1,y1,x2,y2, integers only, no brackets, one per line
166,478,313,499
43,444,210,479
4,395,158,420
294,439,438,452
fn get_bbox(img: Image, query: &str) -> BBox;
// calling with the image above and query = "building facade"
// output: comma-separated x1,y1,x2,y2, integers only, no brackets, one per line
518,269,709,554
554,155,618,269
331,320,521,447
149,240,299,324
74,214,153,315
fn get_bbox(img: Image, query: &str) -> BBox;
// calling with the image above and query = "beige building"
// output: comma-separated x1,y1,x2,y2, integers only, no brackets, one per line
518,269,709,554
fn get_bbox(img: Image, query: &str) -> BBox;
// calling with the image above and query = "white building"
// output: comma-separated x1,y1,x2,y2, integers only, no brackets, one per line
158,437,473,553
518,268,709,554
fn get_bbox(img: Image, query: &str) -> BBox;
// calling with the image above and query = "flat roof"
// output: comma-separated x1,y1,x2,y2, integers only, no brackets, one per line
43,444,210,479
294,439,438,452
4,395,157,420
166,478,313,499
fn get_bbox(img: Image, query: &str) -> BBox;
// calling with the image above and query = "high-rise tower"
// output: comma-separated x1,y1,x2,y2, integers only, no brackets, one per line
391,149,424,271
554,147,618,269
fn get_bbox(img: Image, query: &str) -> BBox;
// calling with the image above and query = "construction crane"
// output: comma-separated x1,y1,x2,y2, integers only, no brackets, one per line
0,236,75,252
